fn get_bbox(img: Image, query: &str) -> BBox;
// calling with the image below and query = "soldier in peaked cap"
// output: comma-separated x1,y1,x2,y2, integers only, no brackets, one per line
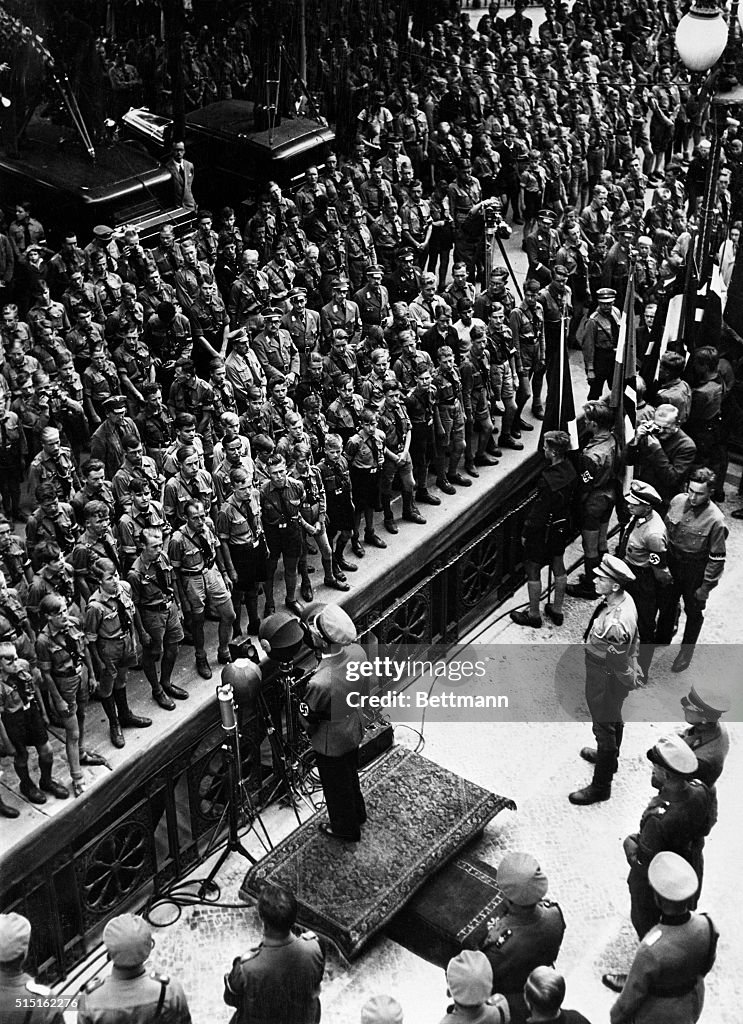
570,554,639,807
441,950,509,1024
480,852,565,1019
606,852,718,1024
614,480,671,682
223,883,324,1024
361,995,404,1024
77,913,191,1024
299,604,368,841
0,912,64,1024
623,735,716,940
679,683,730,790
583,287,620,400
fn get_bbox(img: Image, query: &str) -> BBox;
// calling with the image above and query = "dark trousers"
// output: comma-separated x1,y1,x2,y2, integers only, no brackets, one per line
655,556,706,646
625,565,664,676
587,348,615,400
410,421,435,491
314,746,366,840
628,863,659,939
585,655,627,765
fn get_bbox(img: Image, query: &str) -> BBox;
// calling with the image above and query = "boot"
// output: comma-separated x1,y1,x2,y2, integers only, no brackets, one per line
671,645,694,673
113,689,152,729
0,793,19,817
39,761,69,800
323,557,349,591
16,764,46,804
464,460,479,477
364,529,387,548
402,492,426,524
195,653,212,679
334,538,357,572
416,488,441,506
382,495,398,534
102,695,125,748
567,557,600,599
569,750,614,804
300,571,314,602
246,593,261,635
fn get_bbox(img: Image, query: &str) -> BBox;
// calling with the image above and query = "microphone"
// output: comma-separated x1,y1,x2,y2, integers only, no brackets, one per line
217,682,237,731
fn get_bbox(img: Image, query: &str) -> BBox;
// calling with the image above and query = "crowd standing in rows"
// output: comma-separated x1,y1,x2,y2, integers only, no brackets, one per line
0,2,739,1021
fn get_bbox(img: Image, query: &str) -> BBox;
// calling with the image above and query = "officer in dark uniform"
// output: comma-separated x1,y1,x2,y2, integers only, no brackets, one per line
83,559,152,749
320,279,363,348
353,265,392,334
570,555,639,806
606,852,718,1020
89,396,141,480
259,454,306,616
583,288,621,401
299,604,367,841
78,913,191,1024
0,913,65,1024
523,209,560,286
405,360,441,507
480,852,565,1019
614,480,671,682
128,527,188,711
623,735,715,939
567,401,619,599
224,883,324,1024
252,308,300,391
679,683,730,790
432,345,469,494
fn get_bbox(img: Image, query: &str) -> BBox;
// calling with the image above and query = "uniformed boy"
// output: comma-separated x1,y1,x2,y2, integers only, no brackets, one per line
83,558,152,749
36,595,105,797
377,380,426,533
317,435,358,577
128,528,188,710
441,950,509,1024
0,642,69,804
169,499,235,677
291,442,349,596
432,345,469,493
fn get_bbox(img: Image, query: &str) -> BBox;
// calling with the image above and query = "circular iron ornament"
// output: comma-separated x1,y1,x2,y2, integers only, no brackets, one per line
385,593,429,646
197,744,255,821
82,822,149,913
460,535,500,606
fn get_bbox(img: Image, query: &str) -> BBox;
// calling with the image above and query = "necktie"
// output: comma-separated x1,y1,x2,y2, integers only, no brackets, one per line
102,537,121,573
23,223,31,250
583,599,608,643
617,517,637,560
196,531,213,567
115,596,132,635
153,560,172,599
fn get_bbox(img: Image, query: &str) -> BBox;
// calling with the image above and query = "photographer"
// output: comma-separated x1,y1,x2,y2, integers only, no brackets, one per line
625,404,696,511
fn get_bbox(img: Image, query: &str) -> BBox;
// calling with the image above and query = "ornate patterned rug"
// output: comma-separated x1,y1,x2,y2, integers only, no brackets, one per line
239,745,514,960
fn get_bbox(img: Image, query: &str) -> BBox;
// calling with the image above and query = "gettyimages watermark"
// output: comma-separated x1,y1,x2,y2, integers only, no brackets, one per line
332,643,743,723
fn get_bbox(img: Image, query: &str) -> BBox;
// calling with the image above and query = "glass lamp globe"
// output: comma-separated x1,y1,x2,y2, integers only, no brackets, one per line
675,5,728,71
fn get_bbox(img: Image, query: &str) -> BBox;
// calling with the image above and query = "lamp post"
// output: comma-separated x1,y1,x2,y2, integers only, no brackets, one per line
675,0,743,310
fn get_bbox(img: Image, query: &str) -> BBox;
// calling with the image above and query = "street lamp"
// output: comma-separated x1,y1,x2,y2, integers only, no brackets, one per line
675,0,743,337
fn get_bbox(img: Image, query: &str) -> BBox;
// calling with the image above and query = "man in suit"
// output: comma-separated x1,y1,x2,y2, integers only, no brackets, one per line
165,142,196,212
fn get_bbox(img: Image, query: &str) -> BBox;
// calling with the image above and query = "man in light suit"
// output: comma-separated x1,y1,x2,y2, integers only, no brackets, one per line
165,142,196,212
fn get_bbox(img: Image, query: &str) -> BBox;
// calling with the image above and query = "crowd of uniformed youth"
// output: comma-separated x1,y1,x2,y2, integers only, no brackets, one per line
0,0,742,1020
